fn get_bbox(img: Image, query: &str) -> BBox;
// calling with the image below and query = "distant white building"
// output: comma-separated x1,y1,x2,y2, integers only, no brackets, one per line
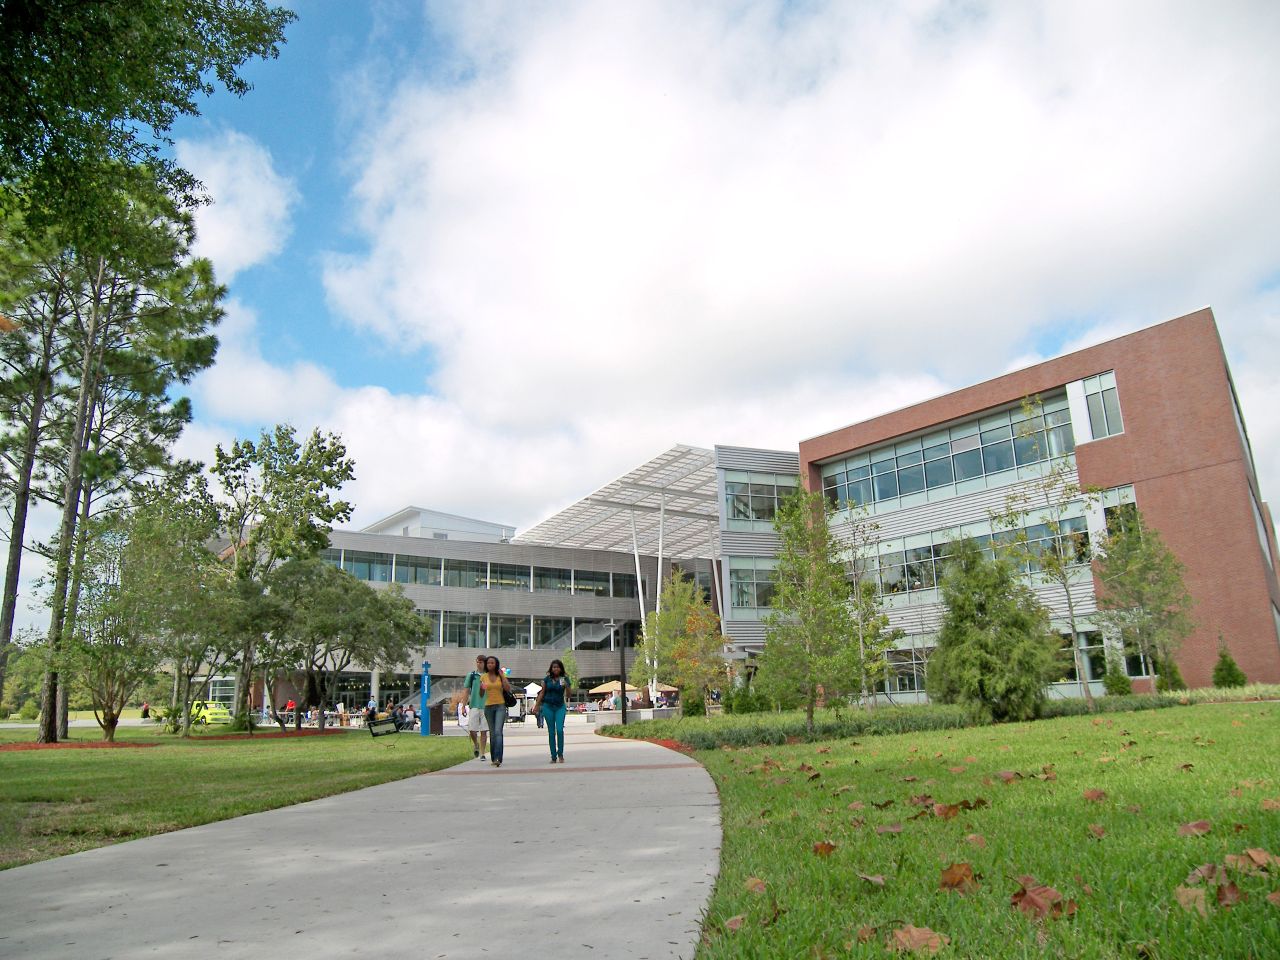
361,506,516,543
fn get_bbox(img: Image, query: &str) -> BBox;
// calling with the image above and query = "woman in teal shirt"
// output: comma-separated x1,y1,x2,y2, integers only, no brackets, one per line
534,659,570,763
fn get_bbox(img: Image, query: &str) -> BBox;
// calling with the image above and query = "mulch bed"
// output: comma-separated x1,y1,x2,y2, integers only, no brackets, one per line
0,741,160,752
647,737,695,755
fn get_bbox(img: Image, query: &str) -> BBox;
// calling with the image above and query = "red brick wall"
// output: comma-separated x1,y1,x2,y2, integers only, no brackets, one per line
800,308,1280,686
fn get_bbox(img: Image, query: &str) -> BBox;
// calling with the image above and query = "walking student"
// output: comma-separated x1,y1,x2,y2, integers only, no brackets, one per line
533,659,570,763
480,656,513,768
463,654,489,760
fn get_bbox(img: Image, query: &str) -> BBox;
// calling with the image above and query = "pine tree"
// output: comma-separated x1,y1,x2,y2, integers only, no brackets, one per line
930,538,1060,722
1211,643,1247,688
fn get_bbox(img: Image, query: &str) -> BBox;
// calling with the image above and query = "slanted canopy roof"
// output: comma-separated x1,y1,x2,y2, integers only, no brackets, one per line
514,444,718,560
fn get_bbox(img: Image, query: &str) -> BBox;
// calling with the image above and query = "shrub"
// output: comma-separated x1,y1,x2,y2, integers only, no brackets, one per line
1155,656,1185,692
681,695,706,717
1102,656,1133,696
19,700,38,721
724,686,770,715
1040,693,1180,718
1211,646,1247,688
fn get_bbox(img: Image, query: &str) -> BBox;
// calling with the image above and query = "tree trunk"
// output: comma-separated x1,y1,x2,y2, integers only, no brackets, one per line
102,712,117,742
0,286,61,706
38,260,106,743
1061,579,1096,711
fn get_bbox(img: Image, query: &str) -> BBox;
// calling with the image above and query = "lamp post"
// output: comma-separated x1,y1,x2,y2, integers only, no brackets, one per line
606,619,625,725
419,659,431,736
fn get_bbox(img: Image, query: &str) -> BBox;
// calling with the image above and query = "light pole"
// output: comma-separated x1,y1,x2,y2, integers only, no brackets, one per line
606,620,625,725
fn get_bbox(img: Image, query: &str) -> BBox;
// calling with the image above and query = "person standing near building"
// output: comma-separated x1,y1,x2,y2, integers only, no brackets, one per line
533,659,570,763
463,654,489,760
480,656,513,768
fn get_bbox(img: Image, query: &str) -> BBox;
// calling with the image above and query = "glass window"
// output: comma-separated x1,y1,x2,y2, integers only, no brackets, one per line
923,442,950,461
533,566,573,592
1101,388,1123,435
848,476,872,507
1084,374,1123,439
980,425,1012,444
924,456,953,488
319,548,342,569
488,563,530,591
395,555,441,586
982,440,1014,474
343,550,392,582
897,463,925,495
1013,431,1045,465
534,617,572,649
871,456,896,475
490,615,530,648
873,470,898,501
443,559,486,589
574,570,610,596
442,612,486,648
953,448,983,481
897,450,923,467
612,572,638,599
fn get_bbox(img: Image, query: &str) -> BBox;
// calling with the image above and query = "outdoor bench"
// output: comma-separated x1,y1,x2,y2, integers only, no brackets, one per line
368,717,399,737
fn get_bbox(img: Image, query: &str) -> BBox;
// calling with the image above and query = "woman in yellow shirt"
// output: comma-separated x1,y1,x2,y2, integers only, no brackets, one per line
480,656,513,767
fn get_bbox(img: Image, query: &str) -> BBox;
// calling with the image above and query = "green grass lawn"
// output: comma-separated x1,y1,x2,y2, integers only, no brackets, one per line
695,702,1280,959
0,725,470,869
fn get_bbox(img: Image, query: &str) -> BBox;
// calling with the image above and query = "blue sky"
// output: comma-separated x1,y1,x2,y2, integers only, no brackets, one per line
148,1,1280,535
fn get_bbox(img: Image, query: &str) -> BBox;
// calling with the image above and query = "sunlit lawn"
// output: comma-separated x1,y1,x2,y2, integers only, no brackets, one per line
696,702,1280,959
0,724,469,869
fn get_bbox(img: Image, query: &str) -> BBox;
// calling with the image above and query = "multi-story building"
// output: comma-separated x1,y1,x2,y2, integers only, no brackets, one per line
797,307,1280,693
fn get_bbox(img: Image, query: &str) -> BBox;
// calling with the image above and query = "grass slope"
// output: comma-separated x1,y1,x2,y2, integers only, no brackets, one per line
0,726,470,869
697,702,1280,959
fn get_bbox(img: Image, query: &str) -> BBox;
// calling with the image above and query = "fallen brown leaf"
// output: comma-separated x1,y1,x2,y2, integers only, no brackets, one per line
888,925,950,955
940,862,979,894
856,925,877,943
872,799,895,809
1260,797,1280,811
850,817,866,829
1185,863,1224,885
1174,885,1208,917
1011,877,1074,920
965,833,987,848
1087,824,1106,839
948,766,967,774
858,872,886,886
1178,820,1212,837
847,800,865,811
812,840,836,857
1225,854,1262,875
745,876,767,895
1267,891,1280,908
876,822,903,835
902,775,919,783
724,914,746,932
995,770,1020,783
1083,789,1107,802
1216,882,1245,908
933,802,960,820
1245,848,1277,869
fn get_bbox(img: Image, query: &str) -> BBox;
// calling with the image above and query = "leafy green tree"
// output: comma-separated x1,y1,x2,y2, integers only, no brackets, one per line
0,1,295,250
1092,507,1194,693
211,425,355,722
61,512,165,741
631,570,722,701
756,489,858,734
930,538,1060,723
992,397,1097,710
1211,643,1247,688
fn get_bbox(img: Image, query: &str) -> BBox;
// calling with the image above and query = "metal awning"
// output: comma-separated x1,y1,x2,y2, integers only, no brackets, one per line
513,444,718,560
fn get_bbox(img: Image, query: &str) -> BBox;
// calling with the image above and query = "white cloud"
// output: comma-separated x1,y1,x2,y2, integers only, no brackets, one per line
176,130,298,281
310,0,1280,518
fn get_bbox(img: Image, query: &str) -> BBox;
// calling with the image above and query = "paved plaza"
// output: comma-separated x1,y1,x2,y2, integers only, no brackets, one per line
0,719,720,960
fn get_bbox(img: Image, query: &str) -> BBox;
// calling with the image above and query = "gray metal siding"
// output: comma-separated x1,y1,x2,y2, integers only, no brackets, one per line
714,445,800,474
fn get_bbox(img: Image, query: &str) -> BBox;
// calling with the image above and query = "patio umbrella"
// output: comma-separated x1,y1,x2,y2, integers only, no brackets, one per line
588,680,638,694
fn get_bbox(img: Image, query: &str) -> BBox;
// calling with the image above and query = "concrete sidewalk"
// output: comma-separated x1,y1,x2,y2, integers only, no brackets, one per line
0,720,719,960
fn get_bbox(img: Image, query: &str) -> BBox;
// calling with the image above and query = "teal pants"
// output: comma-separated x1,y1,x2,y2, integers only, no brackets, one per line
542,704,567,758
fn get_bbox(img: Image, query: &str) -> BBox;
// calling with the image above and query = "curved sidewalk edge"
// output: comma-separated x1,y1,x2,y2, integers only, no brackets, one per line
0,722,721,960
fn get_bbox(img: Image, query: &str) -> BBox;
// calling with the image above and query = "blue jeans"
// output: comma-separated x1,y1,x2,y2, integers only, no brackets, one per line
483,705,508,761
542,704,567,758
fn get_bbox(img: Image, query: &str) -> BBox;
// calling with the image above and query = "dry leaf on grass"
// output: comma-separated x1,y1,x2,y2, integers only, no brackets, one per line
965,833,987,848
1261,797,1280,811
1174,885,1208,917
724,915,746,932
1010,876,1077,920
1083,789,1107,802
858,872,886,886
1216,882,1245,908
847,800,865,811
888,925,950,954
745,877,767,895
1178,820,1212,837
876,823,903,835
1185,863,1224,885
940,862,980,894
1267,891,1280,908
1087,824,1106,839
812,840,836,857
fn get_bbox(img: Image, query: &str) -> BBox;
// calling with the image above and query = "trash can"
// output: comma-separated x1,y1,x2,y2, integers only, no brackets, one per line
428,703,444,736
